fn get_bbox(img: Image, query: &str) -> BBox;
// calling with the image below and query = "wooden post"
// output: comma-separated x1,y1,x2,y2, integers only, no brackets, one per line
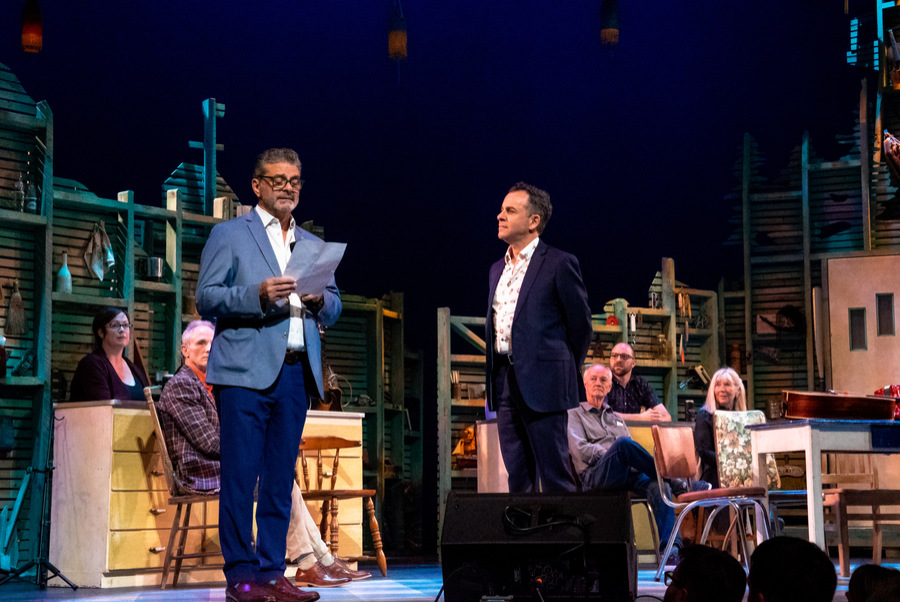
802,132,815,390
742,133,755,406
373,298,385,524
166,188,183,372
661,257,677,416
436,308,452,556
118,190,136,361
860,79,872,252
201,99,225,217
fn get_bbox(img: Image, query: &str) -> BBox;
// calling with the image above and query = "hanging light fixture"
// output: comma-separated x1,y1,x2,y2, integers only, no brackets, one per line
22,0,43,54
389,0,407,61
600,0,619,46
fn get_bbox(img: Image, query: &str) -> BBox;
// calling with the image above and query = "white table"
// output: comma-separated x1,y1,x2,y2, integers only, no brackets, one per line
748,419,900,549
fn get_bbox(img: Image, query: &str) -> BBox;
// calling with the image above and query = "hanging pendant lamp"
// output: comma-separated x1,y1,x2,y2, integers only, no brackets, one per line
600,0,619,46
22,0,43,53
389,0,407,60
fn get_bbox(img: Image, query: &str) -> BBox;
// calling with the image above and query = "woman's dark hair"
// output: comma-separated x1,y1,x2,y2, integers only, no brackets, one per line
92,307,129,351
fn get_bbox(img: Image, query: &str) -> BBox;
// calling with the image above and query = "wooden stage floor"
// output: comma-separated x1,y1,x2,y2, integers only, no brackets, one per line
0,559,885,601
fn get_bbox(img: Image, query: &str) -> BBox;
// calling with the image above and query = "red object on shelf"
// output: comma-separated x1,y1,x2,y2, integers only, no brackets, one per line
873,385,900,419
606,316,619,325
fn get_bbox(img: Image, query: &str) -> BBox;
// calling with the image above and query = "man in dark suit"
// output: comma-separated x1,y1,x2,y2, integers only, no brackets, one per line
197,148,341,602
485,181,592,493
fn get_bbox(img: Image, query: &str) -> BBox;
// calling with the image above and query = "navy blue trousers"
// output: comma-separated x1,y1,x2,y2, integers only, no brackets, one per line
581,438,676,548
216,361,308,585
494,364,576,493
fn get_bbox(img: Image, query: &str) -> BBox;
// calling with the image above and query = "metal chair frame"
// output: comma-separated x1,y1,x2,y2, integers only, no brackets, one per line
650,424,771,582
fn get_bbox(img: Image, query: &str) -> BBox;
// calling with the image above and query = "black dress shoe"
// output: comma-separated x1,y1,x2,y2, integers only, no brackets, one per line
295,561,351,587
226,581,276,602
327,557,372,581
260,575,320,602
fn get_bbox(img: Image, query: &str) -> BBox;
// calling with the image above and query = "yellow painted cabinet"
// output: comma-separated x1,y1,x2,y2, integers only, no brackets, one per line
49,402,220,588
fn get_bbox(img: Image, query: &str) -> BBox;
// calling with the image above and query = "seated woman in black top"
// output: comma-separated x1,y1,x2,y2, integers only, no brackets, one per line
69,307,150,401
693,367,746,488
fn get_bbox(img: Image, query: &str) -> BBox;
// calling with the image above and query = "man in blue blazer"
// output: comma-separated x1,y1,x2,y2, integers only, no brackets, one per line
197,148,340,602
486,182,592,493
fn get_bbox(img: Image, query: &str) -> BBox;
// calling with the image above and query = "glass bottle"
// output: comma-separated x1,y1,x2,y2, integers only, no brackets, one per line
14,174,25,211
24,181,38,213
0,327,6,378
57,250,72,294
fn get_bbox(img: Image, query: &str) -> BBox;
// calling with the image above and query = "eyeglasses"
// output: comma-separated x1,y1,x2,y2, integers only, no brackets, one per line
256,174,303,191
610,352,634,361
107,321,131,332
664,571,681,587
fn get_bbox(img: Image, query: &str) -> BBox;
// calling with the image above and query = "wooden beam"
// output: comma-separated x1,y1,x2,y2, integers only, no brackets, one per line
802,132,815,390
860,79,872,252
449,320,486,353
436,308,452,558
742,133,755,406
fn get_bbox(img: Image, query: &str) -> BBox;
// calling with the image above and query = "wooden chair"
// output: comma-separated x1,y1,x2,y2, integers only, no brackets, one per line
143,386,221,589
650,424,771,582
295,435,387,576
822,452,900,578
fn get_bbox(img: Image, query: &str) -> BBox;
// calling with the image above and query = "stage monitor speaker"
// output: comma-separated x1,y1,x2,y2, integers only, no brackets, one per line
441,491,636,601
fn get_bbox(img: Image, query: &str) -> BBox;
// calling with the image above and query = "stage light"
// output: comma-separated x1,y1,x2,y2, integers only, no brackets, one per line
389,0,407,60
601,0,619,46
22,0,43,54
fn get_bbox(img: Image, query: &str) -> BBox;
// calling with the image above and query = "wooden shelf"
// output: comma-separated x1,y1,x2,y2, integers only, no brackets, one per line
452,398,485,408
593,324,623,334
636,359,674,370
51,292,127,307
452,469,477,479
133,204,176,220
134,280,175,294
54,189,126,212
182,211,220,226
0,377,44,388
635,308,672,321
0,208,47,227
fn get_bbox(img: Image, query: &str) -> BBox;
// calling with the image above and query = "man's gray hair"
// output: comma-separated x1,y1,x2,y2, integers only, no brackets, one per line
182,320,215,346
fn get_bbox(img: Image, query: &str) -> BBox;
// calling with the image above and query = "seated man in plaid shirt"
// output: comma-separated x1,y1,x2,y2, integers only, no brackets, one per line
157,320,368,589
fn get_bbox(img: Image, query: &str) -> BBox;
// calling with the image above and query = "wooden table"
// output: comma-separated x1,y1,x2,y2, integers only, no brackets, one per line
748,419,900,549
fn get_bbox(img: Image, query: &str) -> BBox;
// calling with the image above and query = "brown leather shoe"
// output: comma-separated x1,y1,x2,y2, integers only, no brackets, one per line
326,556,372,581
295,561,351,588
260,575,320,602
226,581,277,602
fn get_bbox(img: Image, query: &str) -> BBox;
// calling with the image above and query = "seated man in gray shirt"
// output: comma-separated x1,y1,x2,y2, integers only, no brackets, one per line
568,363,699,563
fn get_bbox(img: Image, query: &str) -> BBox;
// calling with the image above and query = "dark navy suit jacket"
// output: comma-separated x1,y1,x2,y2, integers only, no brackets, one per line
485,239,592,413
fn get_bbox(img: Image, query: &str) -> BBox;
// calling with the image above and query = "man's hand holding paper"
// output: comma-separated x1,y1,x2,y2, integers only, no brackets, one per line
284,237,346,298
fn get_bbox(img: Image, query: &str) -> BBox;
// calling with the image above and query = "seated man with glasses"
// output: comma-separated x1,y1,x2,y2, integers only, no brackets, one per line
70,307,150,401
663,544,746,602
607,342,671,422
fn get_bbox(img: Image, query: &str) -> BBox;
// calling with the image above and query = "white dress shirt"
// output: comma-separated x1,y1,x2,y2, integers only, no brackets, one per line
492,237,540,354
255,205,305,351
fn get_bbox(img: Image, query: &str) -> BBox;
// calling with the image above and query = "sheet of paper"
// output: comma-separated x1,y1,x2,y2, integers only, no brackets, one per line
284,237,346,297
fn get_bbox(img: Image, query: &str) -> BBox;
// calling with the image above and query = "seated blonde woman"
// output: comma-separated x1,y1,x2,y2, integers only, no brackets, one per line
693,367,746,488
